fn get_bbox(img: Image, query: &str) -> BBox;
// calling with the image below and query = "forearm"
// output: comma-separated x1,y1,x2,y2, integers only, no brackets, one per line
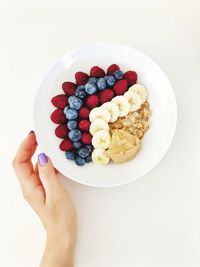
40,235,75,267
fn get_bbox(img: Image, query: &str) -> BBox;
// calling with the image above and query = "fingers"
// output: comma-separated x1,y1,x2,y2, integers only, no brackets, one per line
13,132,61,202
37,153,61,195
13,132,38,185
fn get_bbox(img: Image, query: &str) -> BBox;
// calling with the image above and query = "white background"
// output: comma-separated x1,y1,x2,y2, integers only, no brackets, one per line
0,0,200,266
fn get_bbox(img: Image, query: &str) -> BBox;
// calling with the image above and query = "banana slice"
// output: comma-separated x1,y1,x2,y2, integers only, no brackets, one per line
111,96,130,117
128,84,147,104
124,91,142,112
102,102,120,122
89,119,109,136
92,130,110,149
89,107,111,122
92,148,110,165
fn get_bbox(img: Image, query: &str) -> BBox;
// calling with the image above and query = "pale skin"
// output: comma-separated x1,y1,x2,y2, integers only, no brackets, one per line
12,131,77,267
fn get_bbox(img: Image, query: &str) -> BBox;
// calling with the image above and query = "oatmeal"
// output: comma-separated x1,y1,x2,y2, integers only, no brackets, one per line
109,101,150,140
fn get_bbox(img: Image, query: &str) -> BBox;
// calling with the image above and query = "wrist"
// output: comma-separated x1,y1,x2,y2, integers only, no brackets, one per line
40,233,75,267
46,225,76,249
47,233,75,250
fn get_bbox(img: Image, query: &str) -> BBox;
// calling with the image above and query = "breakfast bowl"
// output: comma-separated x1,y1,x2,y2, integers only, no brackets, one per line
33,43,177,187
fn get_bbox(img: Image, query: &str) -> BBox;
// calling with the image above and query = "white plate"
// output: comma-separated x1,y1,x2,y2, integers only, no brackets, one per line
33,43,177,187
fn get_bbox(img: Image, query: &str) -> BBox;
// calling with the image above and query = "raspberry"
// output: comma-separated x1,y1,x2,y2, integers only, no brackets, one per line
51,109,67,124
55,124,69,138
79,107,90,119
124,70,137,86
90,66,105,78
62,82,76,96
99,89,114,104
113,79,128,95
81,132,92,144
107,64,120,75
75,71,89,85
79,120,90,131
51,94,68,109
59,139,73,151
85,95,99,109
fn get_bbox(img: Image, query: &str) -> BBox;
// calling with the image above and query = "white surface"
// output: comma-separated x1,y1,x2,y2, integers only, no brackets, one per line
34,43,177,187
0,0,200,266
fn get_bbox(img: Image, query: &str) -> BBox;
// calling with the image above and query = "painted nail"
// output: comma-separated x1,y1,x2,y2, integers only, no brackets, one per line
28,130,34,135
38,153,48,166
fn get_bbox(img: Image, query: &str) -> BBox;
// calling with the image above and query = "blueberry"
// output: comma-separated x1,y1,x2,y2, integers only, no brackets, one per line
68,129,82,142
65,109,78,120
75,86,86,99
68,96,83,110
85,144,93,153
78,147,90,158
67,120,77,130
75,156,86,166
85,83,97,95
97,77,107,90
114,70,124,80
63,105,69,115
106,75,116,86
73,141,82,149
87,77,97,84
65,151,76,160
85,155,92,163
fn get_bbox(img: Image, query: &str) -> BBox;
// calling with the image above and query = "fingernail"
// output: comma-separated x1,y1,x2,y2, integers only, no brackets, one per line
38,153,48,166
28,130,34,135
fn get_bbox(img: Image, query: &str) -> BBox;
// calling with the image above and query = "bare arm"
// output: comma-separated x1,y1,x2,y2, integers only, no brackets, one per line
13,132,77,267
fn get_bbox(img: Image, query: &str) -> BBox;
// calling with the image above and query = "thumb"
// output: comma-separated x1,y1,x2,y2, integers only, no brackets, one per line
37,153,61,195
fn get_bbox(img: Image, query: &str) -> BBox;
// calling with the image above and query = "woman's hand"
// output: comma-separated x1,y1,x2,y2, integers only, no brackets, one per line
12,131,77,267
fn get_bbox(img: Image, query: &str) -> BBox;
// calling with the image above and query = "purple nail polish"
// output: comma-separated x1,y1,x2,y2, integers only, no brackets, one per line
28,130,34,135
38,153,48,166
